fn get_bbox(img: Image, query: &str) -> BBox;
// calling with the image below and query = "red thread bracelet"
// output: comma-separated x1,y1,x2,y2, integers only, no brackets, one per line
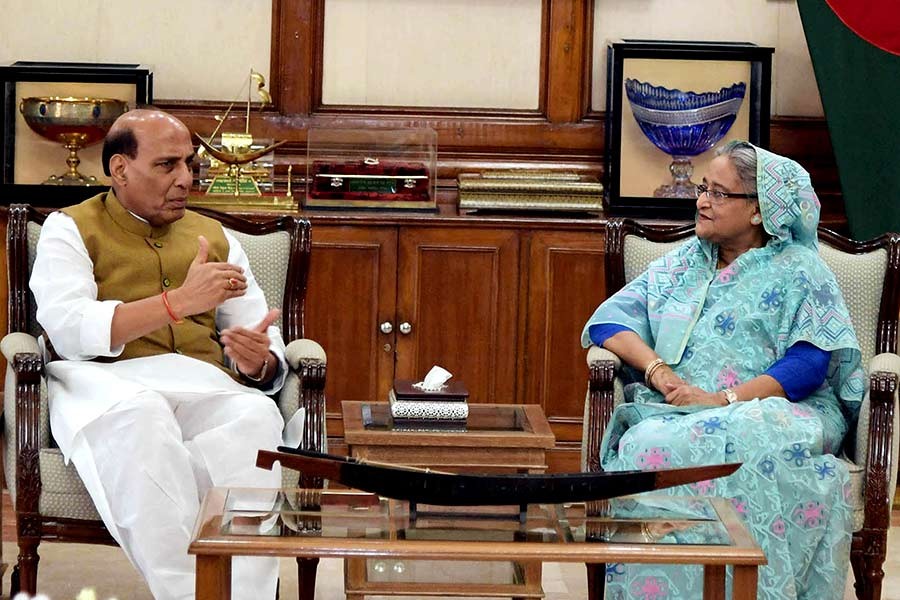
161,291,183,324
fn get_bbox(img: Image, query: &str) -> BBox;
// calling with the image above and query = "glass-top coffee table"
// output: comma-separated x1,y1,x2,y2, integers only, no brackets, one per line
190,488,765,600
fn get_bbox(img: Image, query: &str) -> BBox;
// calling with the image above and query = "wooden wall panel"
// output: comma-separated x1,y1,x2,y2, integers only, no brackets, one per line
546,0,593,122
521,231,605,442
303,225,398,438
396,227,520,405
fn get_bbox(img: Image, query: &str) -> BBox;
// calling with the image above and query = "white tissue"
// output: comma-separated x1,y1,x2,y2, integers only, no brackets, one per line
282,407,307,448
412,365,452,392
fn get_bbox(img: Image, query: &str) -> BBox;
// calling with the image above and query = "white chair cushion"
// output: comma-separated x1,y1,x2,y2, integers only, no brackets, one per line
623,236,684,285
227,228,291,332
819,244,886,367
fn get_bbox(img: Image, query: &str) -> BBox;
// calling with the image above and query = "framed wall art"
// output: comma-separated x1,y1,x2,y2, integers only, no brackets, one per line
605,40,773,218
1,61,152,206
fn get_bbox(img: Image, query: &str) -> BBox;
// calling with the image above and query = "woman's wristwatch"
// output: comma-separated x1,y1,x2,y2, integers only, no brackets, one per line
722,388,738,404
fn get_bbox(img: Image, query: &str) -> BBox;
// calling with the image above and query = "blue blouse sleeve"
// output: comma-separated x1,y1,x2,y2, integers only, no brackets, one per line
764,341,831,401
588,323,635,347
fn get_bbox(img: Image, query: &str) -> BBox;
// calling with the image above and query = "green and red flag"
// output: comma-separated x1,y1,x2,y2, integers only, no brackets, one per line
798,0,900,239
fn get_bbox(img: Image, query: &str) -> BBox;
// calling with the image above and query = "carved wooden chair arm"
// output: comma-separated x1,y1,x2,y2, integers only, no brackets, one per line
282,338,328,488
2,333,48,518
1,332,41,362
583,345,622,473
285,338,327,371
586,344,621,373
859,353,899,543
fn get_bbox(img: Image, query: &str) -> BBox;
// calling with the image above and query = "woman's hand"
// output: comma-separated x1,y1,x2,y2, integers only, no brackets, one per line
649,365,688,393
663,383,727,407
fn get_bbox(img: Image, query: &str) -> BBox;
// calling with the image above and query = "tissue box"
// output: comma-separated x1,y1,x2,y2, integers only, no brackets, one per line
389,390,469,422
393,379,469,403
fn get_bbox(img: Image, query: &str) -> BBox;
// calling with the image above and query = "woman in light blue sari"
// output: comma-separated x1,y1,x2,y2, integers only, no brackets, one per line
582,141,863,600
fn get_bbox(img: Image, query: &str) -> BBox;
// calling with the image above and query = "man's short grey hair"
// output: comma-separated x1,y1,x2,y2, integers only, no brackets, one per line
715,140,757,196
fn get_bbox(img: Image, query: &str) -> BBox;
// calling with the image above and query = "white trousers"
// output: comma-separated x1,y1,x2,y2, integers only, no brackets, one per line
51,359,283,600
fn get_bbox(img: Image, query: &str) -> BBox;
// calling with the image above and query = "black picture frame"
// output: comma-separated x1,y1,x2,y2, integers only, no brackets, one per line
605,40,773,219
1,61,152,206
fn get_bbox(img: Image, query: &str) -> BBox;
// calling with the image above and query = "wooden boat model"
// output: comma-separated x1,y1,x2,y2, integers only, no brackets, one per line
257,447,741,506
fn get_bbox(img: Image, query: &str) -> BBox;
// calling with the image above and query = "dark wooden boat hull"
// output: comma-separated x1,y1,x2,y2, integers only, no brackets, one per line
258,447,741,506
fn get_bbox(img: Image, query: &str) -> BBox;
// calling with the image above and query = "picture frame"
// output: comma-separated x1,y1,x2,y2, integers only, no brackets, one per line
1,61,152,205
605,40,773,218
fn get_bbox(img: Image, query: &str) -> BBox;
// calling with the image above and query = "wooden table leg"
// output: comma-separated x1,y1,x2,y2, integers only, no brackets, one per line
513,561,543,600
297,557,319,600
196,554,232,600
702,564,725,600
732,566,758,600
586,563,605,600
343,557,366,600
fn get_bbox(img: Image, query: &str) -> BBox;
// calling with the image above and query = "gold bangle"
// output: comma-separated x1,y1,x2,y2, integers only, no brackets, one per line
641,522,655,543
644,358,665,385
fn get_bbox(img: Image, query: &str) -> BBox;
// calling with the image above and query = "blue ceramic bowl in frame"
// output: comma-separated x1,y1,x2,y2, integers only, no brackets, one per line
624,79,746,157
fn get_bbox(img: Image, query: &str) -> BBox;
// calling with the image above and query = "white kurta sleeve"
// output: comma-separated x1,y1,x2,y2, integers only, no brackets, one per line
29,211,125,360
217,230,288,394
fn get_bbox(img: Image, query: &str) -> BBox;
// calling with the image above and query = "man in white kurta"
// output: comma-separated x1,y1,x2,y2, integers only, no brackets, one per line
29,110,284,600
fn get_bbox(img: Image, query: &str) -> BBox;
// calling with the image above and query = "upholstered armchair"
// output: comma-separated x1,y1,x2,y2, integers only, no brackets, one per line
583,218,899,600
2,204,328,597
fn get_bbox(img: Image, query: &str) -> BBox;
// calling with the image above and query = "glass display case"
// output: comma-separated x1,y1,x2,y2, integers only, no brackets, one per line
305,127,437,211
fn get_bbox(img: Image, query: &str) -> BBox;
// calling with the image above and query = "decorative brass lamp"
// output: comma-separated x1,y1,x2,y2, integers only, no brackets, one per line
19,96,128,185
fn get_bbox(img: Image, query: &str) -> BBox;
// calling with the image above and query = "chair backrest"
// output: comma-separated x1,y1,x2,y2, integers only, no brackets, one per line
605,218,900,367
7,204,312,344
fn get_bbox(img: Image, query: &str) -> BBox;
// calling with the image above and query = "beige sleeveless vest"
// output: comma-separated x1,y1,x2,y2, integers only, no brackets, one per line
62,191,232,373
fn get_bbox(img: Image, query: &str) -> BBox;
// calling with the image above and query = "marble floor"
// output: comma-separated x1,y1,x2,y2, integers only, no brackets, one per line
2,517,898,600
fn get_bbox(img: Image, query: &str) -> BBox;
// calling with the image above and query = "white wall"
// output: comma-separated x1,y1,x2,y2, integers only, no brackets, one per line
322,0,543,108
0,0,272,101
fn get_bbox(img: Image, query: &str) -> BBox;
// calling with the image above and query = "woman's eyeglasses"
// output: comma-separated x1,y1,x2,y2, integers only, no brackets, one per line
695,183,758,203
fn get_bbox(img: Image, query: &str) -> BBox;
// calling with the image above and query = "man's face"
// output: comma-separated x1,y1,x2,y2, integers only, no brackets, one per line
117,117,195,226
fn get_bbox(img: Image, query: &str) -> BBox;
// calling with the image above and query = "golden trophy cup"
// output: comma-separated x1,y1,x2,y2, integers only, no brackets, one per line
19,96,128,185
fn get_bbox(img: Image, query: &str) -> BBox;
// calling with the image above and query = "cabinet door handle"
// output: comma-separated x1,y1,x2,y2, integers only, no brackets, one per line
379,321,394,334
399,322,412,335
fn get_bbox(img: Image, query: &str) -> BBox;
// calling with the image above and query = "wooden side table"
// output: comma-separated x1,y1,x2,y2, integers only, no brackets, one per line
341,401,555,599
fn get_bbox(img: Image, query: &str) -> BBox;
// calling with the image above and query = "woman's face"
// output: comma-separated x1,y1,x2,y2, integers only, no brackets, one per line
694,155,761,246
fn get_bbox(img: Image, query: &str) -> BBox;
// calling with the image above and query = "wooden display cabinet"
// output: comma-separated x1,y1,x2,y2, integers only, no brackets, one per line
305,224,520,445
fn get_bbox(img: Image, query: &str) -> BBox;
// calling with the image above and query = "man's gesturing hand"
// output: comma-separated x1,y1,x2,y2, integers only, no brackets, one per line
168,235,247,317
220,308,282,383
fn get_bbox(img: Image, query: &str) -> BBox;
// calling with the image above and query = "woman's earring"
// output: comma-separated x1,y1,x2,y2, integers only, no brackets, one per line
751,215,762,225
